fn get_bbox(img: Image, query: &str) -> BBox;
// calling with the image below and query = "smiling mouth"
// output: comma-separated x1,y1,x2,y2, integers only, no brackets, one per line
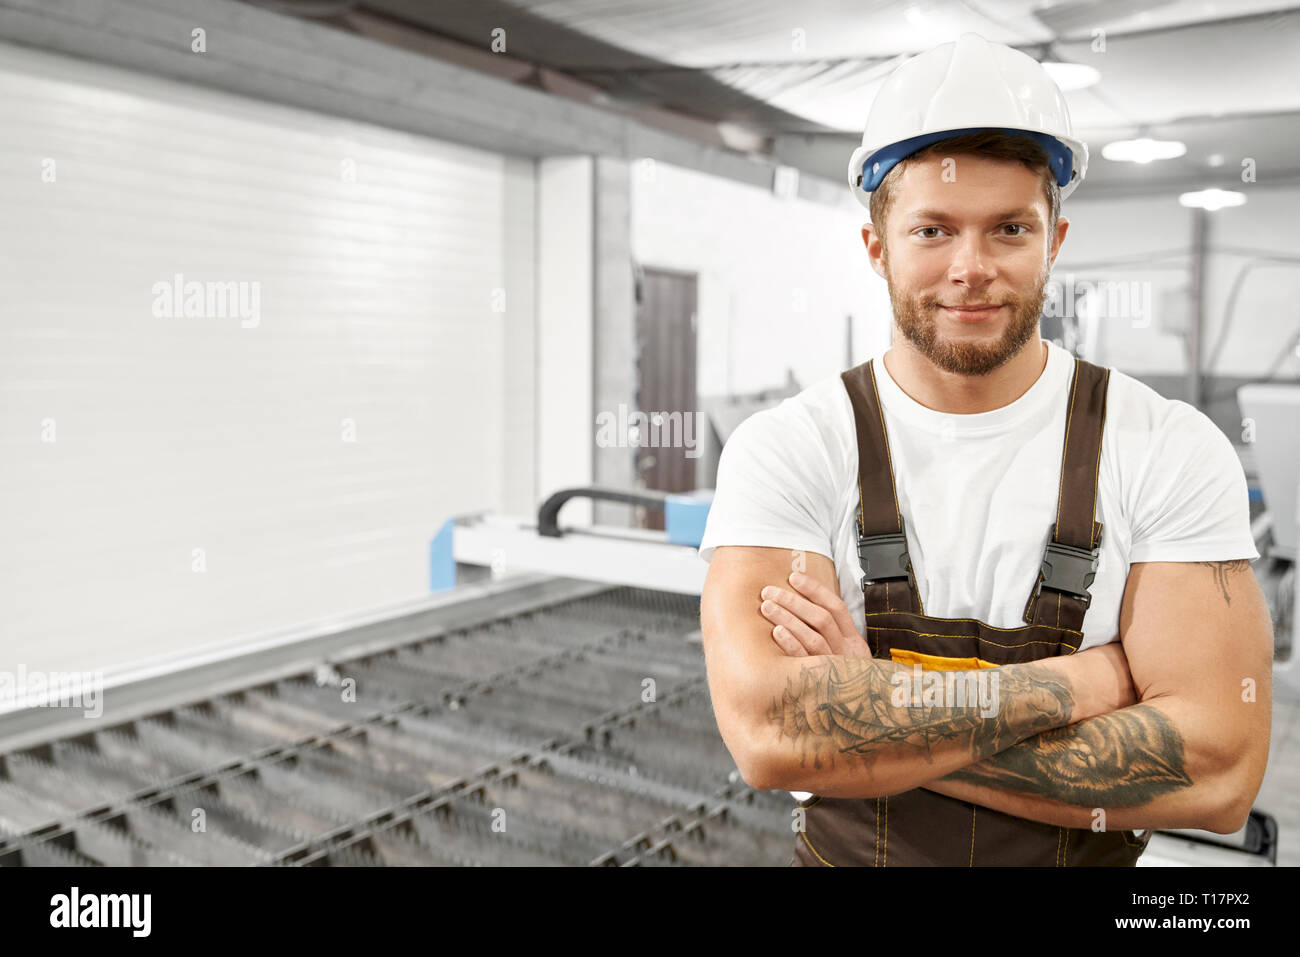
941,304,1004,319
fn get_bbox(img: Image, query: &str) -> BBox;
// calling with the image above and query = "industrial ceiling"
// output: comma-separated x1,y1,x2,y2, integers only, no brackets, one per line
252,0,1300,197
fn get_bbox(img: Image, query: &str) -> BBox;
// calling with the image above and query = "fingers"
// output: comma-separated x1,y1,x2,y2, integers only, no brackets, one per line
761,598,834,655
761,582,838,638
786,571,859,638
761,576,874,660
770,622,809,657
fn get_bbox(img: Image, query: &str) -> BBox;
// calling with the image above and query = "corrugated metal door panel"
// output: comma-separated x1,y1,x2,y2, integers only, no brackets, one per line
0,50,512,674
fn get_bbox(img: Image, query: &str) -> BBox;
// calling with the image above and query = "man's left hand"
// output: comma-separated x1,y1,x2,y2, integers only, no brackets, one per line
758,571,872,658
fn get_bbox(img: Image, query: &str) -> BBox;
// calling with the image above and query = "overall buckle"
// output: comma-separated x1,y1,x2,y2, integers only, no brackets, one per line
857,532,911,586
1038,540,1100,607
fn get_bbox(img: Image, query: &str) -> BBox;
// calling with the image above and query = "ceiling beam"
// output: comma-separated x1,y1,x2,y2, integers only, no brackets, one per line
0,0,844,202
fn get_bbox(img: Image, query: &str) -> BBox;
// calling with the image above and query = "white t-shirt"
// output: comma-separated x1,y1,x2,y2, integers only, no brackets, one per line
698,339,1259,651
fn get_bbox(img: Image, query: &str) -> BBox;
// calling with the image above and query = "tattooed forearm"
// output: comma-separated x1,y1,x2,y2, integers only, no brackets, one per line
1196,560,1251,606
765,657,1077,780
941,703,1192,806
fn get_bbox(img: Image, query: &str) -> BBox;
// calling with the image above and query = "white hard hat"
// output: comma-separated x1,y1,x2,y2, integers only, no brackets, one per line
847,33,1089,210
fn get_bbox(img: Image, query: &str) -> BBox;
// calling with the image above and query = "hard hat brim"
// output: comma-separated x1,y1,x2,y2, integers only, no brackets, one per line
848,127,1088,211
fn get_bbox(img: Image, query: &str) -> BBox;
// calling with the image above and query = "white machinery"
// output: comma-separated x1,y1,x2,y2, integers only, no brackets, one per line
446,486,712,596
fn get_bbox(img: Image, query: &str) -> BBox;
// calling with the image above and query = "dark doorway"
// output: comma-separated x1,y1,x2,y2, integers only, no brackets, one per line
634,266,699,530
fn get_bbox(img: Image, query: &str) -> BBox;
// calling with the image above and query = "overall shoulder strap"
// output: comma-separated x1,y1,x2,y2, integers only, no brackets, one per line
841,359,922,614
1023,356,1111,630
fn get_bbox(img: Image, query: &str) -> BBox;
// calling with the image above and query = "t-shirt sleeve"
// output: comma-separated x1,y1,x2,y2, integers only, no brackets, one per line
1127,403,1260,564
697,404,838,564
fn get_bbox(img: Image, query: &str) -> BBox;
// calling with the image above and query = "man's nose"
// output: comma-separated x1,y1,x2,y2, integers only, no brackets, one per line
946,234,997,287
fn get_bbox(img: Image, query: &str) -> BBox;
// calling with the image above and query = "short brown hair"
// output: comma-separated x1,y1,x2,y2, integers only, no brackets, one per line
868,130,1061,250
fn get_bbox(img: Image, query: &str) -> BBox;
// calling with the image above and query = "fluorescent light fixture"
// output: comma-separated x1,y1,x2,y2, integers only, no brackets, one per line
1041,61,1100,91
1102,137,1187,164
1179,188,1246,211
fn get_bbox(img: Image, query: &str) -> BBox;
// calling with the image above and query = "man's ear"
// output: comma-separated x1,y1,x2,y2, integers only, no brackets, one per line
862,223,887,279
1048,216,1070,268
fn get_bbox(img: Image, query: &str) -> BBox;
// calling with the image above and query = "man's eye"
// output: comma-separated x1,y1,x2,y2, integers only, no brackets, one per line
1002,224,1027,236
917,227,942,238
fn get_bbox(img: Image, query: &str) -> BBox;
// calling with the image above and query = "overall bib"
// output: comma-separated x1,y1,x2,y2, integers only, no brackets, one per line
792,353,1150,866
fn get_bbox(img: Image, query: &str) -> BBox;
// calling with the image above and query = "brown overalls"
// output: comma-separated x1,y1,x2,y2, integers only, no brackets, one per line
791,353,1151,866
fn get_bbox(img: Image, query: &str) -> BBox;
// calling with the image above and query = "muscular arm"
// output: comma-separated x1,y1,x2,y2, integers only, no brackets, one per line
700,545,1132,798
922,560,1274,833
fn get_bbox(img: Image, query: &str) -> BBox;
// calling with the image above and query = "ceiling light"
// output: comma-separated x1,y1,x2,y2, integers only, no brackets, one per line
1101,137,1187,164
1179,189,1246,211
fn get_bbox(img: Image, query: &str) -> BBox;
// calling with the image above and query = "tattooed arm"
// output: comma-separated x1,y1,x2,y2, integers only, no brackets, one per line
923,560,1274,834
700,545,1134,799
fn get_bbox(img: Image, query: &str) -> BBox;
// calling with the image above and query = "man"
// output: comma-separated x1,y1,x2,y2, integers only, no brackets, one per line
697,34,1272,866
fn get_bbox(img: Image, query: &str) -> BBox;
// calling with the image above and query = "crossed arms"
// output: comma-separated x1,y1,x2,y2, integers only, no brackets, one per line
699,546,1273,834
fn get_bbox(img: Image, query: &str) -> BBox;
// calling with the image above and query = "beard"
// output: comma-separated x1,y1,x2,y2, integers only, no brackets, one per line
884,254,1049,377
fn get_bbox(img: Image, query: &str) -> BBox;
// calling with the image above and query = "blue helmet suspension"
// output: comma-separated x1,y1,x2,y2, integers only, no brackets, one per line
854,127,1075,194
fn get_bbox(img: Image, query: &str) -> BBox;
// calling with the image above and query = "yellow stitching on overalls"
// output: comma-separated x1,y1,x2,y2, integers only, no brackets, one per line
1063,826,1072,866
969,804,976,866
1089,370,1110,550
866,625,1080,650
1057,360,1081,532
857,471,865,538
856,466,890,613
882,794,888,866
856,470,866,548
1053,364,1108,626
794,795,828,864
864,612,1083,636
863,361,918,616
858,435,889,617
868,361,904,532
1055,827,1064,866
799,829,835,867
874,797,881,867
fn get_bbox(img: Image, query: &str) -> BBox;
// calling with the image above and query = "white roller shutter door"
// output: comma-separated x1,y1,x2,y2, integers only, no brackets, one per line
0,44,524,677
